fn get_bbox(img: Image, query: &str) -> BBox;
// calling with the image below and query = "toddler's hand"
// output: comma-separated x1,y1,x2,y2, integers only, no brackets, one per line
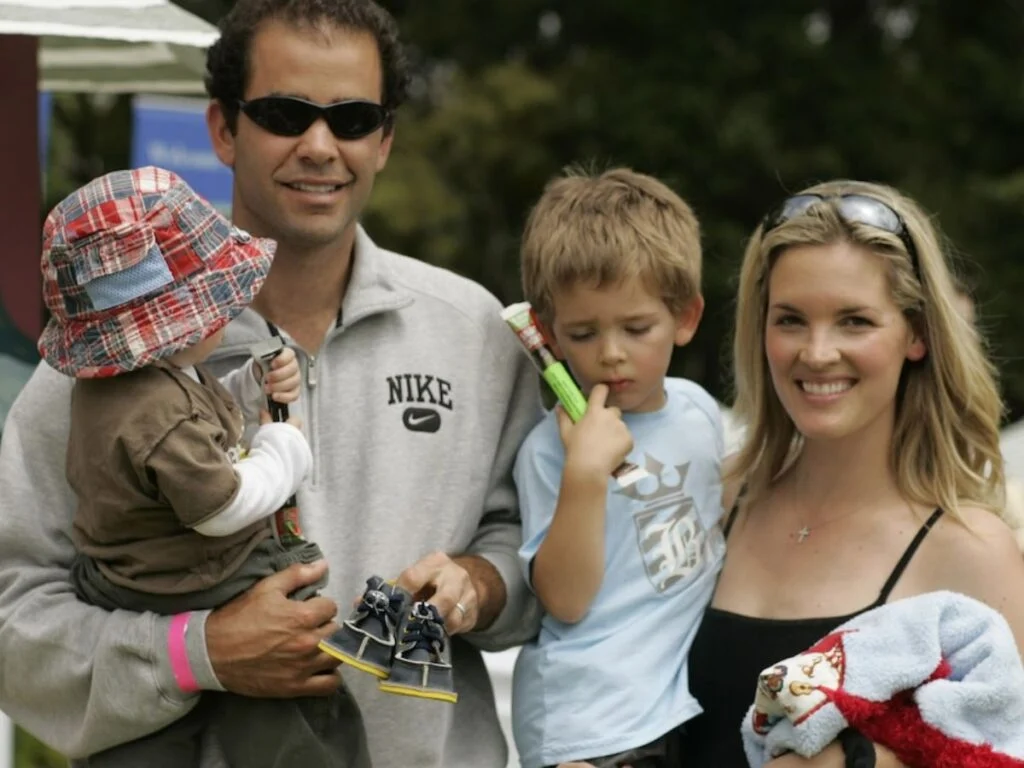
557,384,633,478
256,346,301,403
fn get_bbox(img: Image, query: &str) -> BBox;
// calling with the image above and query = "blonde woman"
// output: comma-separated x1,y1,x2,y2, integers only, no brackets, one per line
676,181,1024,767
563,182,1024,767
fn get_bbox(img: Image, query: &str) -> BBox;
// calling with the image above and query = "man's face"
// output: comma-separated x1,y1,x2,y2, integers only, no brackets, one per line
208,19,393,252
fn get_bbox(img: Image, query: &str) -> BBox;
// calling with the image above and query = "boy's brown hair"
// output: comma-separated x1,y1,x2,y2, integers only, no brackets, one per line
520,166,702,323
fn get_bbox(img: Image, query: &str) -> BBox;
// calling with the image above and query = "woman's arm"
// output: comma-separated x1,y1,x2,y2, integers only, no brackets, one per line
918,504,1024,656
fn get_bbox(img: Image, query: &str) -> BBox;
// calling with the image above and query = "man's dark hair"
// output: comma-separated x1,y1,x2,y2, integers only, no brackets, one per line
204,0,410,134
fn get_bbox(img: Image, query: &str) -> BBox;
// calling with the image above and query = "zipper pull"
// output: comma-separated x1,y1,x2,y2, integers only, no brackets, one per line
306,355,318,389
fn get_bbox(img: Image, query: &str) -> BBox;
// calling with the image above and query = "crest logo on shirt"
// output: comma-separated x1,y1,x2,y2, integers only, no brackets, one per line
386,373,453,433
616,456,710,593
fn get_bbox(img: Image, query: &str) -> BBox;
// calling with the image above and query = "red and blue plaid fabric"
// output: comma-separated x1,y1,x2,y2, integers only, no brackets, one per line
38,166,276,378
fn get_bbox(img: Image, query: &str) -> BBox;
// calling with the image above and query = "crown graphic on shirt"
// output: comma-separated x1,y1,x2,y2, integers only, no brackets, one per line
615,456,691,505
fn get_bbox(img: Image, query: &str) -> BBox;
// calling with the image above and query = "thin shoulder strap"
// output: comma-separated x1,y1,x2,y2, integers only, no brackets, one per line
722,504,740,539
722,484,747,539
874,508,944,605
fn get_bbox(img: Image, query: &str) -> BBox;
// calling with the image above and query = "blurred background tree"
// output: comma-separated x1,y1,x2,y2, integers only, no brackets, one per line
42,0,1024,411
387,0,1024,411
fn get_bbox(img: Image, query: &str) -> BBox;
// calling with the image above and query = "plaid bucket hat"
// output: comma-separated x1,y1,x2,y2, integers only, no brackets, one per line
38,166,276,378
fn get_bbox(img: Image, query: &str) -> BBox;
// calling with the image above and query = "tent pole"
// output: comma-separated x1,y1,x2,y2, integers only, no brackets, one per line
0,34,43,344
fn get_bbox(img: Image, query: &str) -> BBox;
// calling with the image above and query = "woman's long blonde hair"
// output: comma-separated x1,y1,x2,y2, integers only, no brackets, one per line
730,180,1004,520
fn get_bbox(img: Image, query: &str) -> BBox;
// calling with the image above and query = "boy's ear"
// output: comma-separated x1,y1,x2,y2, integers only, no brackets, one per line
674,295,705,346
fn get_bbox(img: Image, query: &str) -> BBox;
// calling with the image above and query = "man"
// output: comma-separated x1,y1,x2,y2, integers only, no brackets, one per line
0,1,541,766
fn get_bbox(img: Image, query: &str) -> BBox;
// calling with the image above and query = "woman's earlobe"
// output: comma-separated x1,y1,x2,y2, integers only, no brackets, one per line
906,337,927,362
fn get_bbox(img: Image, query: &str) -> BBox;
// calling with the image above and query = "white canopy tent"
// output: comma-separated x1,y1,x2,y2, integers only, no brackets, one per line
0,0,218,93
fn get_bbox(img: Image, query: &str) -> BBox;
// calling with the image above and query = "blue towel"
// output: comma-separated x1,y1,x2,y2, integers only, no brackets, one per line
742,591,1024,767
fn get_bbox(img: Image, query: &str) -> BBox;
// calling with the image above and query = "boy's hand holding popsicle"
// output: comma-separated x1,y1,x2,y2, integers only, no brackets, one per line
556,384,634,481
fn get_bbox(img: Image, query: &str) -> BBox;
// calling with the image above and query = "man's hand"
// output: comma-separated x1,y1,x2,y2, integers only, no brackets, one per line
206,560,341,697
396,551,507,635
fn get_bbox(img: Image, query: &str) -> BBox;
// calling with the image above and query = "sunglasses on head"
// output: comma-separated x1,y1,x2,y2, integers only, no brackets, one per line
762,193,919,271
237,96,391,140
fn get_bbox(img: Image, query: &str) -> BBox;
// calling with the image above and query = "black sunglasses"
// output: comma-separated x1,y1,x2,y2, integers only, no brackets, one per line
237,96,390,140
763,193,919,271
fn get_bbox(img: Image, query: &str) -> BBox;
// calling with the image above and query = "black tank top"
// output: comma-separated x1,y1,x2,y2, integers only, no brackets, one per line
679,507,944,767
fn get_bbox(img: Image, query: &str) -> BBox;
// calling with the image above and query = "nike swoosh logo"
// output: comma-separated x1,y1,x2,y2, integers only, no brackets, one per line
402,407,441,433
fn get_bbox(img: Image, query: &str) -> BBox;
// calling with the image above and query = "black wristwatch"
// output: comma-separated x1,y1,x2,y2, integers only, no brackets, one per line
839,728,876,768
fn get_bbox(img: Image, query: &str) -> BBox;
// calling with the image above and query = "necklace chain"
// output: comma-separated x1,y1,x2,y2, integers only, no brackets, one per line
792,505,869,544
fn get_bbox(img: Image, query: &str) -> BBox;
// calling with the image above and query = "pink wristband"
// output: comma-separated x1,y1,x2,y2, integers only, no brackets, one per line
168,612,200,694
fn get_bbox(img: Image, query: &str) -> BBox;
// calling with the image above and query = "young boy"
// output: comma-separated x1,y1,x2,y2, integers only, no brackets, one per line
37,166,368,768
511,167,726,768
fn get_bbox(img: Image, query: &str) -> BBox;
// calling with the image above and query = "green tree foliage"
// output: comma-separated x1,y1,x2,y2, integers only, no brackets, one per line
44,1,1024,408
13,731,63,768
382,0,1024,411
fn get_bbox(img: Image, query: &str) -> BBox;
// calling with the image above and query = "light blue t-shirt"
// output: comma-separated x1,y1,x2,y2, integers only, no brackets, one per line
511,378,726,768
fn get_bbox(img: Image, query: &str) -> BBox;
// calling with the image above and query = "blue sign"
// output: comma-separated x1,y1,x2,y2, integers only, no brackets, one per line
38,90,52,170
132,96,233,211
